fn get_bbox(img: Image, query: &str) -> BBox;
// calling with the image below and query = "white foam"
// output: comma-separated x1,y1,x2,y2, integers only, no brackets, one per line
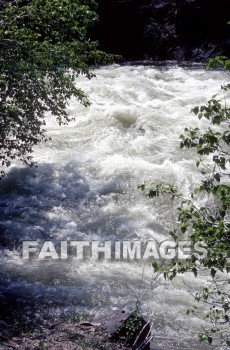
1,65,228,350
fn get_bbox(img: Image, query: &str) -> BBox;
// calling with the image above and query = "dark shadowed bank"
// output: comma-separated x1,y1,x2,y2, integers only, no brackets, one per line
0,307,154,349
92,0,230,61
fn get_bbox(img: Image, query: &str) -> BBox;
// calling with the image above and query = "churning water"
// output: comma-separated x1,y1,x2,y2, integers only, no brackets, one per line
0,64,229,349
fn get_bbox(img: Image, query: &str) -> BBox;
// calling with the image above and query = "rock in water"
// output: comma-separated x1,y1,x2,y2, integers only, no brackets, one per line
94,310,151,350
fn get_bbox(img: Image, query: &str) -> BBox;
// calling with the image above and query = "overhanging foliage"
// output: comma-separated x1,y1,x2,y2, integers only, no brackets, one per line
0,0,114,175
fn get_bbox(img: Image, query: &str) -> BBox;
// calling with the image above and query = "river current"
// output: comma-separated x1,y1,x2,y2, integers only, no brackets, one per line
0,64,229,349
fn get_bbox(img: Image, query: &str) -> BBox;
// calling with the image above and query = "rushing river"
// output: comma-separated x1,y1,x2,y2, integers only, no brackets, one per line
0,64,229,349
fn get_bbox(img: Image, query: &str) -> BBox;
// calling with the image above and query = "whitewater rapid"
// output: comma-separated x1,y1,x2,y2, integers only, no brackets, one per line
0,64,229,349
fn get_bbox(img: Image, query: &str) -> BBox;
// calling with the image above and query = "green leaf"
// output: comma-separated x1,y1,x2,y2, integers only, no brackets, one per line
152,261,160,272
211,268,216,278
192,268,197,277
138,184,145,191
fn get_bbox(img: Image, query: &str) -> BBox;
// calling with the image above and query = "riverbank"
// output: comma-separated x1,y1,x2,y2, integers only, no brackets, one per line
0,320,129,350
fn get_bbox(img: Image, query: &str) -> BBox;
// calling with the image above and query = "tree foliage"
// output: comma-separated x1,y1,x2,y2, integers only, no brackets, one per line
0,0,114,175
139,68,230,347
